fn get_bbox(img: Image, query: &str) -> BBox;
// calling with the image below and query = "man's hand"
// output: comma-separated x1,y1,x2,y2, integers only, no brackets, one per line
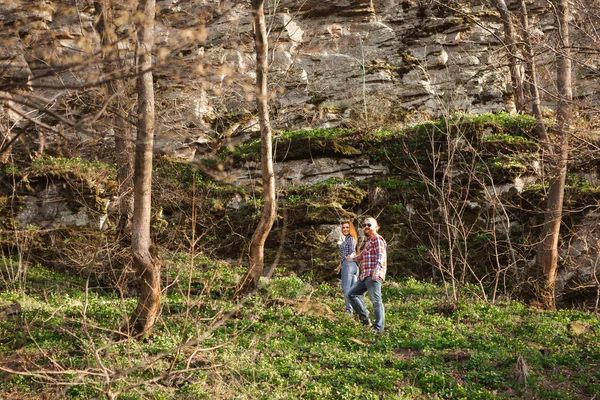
334,264,342,274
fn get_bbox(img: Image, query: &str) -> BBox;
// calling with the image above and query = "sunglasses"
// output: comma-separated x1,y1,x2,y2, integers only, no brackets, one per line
363,223,372,227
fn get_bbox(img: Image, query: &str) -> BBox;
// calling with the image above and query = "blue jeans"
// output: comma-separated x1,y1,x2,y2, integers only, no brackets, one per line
341,260,361,313
347,276,385,332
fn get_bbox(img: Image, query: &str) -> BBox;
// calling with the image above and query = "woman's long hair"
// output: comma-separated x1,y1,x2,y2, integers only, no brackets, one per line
342,220,359,253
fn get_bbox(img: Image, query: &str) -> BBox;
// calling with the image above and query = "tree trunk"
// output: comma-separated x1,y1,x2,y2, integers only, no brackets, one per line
128,0,160,338
492,0,525,112
235,0,276,297
518,0,548,141
114,111,135,240
536,0,572,311
96,0,134,241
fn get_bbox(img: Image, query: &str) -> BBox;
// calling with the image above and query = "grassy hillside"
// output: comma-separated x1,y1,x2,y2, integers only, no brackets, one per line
1,257,599,399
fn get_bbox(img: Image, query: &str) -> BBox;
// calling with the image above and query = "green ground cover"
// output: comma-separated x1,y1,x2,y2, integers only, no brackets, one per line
1,257,598,399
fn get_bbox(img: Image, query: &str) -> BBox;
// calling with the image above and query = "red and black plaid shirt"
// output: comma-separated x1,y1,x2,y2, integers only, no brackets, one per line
355,233,387,281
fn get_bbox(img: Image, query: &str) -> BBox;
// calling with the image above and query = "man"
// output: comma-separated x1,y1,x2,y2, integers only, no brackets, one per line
346,216,387,334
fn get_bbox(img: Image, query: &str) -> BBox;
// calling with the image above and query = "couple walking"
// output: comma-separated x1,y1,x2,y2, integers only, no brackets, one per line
337,217,387,334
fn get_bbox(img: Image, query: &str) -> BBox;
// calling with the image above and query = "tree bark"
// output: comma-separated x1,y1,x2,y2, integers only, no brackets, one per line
95,0,134,241
536,0,572,311
492,0,525,112
518,0,548,141
236,0,276,297
128,0,160,338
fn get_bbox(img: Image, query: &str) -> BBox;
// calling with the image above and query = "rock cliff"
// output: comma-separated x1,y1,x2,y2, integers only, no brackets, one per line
0,0,598,159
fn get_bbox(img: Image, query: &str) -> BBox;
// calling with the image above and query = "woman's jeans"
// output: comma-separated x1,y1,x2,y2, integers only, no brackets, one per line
341,260,361,313
347,276,385,332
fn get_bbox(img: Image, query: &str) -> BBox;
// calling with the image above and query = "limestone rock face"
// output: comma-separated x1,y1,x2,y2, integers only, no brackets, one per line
14,181,110,230
1,0,598,160
213,156,388,187
557,212,600,303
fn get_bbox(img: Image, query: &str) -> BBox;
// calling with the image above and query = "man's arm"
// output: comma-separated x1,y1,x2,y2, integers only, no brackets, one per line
371,236,384,280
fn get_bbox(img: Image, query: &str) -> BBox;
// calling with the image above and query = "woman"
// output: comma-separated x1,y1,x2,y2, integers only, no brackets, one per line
336,220,361,314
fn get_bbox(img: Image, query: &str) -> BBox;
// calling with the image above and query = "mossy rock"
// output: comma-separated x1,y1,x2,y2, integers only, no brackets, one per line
302,201,352,224
149,156,252,251
479,156,530,183
221,128,362,165
0,193,23,230
563,186,600,209
481,134,540,155
380,223,429,279
0,156,115,217
403,112,536,143
278,226,339,276
274,137,361,161
26,156,116,195
287,178,367,210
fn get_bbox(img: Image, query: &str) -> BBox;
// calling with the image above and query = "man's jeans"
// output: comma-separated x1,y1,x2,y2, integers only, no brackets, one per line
347,276,385,332
341,260,360,313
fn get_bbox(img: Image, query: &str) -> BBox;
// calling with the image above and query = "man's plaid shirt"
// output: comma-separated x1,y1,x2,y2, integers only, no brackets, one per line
354,233,387,281
339,235,356,263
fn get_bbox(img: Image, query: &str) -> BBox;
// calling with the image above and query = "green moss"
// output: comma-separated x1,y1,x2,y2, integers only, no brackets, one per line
375,178,415,191
307,91,328,105
565,173,600,190
220,129,361,164
28,156,116,194
478,156,530,183
563,180,600,208
154,156,207,187
481,134,540,154
2,156,116,215
274,129,360,161
217,113,539,175
366,60,399,82
2,165,20,175
401,52,420,66
222,139,261,162
284,178,367,217
472,9,502,18
405,112,538,142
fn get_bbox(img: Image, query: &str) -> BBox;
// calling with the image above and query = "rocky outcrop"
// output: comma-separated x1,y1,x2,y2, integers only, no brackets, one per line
4,112,600,307
1,1,600,306
0,0,598,160
557,211,600,303
213,156,388,187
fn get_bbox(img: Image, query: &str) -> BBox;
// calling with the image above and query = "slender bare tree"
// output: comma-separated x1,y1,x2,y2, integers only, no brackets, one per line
95,0,135,240
536,0,572,311
491,0,525,112
128,0,161,337
236,0,276,296
518,0,548,141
